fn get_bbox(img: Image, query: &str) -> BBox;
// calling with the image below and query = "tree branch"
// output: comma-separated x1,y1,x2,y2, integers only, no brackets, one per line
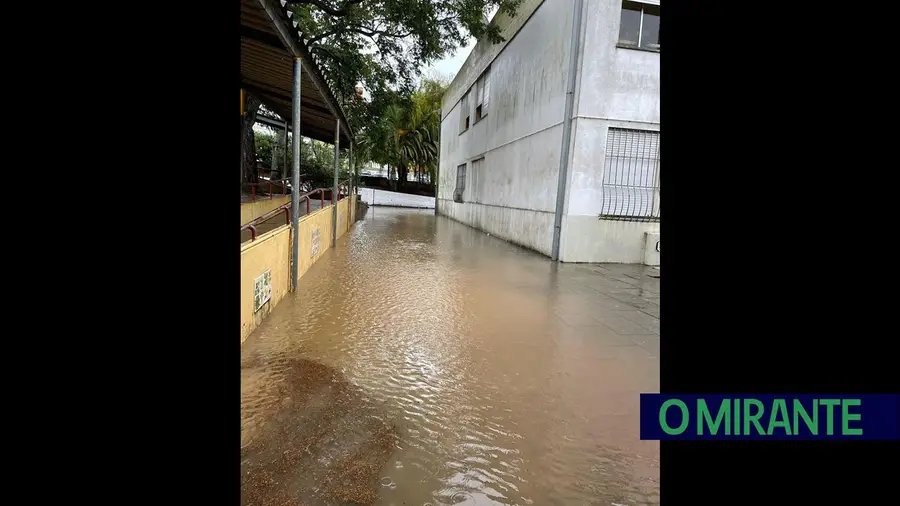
310,45,342,63
350,26,414,39
307,23,414,45
306,26,344,45
287,0,364,17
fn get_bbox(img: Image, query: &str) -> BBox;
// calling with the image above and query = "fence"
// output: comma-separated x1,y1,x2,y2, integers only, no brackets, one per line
240,182,351,240
241,177,292,202
598,128,660,222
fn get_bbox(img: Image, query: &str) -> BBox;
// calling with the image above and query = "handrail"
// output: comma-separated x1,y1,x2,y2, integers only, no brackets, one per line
240,183,354,241
242,175,306,202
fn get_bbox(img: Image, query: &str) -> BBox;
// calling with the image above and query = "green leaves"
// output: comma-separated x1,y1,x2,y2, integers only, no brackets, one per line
290,0,521,124
354,78,445,187
254,131,278,167
287,1,515,187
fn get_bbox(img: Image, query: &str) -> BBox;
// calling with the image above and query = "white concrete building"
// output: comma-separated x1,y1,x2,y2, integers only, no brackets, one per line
437,0,660,264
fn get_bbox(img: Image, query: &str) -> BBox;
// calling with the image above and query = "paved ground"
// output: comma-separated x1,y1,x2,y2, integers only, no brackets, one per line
357,187,435,208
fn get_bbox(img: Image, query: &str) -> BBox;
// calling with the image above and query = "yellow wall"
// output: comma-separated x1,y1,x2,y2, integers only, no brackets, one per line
240,224,292,343
240,196,358,344
335,195,357,240
336,197,349,240
241,195,291,225
294,205,334,282
349,194,357,224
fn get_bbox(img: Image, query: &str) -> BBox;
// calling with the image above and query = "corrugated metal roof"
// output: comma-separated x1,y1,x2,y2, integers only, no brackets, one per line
241,0,352,145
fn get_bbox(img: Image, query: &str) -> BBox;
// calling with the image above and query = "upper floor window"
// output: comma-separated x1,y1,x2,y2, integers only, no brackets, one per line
459,92,470,133
618,1,660,51
475,66,491,122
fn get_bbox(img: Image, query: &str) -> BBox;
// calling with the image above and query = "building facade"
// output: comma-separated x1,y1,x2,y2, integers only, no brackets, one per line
438,0,660,264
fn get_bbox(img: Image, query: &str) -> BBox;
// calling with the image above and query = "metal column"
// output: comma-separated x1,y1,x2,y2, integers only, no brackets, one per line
349,142,354,199
241,89,245,201
282,120,289,178
290,57,302,291
550,0,585,261
434,108,442,216
332,122,340,247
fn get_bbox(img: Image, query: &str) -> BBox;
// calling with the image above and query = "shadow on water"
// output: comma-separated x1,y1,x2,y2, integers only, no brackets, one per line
241,357,400,506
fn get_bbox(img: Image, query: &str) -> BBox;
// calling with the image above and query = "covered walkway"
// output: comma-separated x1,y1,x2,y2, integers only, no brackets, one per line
240,0,358,332
241,207,660,505
241,0,352,145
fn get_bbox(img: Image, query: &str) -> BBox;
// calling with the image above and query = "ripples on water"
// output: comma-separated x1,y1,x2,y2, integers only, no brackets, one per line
242,207,660,505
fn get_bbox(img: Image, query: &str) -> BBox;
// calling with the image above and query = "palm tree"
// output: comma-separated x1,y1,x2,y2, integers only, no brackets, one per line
354,79,445,192
380,101,439,190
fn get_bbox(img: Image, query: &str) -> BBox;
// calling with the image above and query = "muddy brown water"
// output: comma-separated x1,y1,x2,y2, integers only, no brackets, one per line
242,207,660,506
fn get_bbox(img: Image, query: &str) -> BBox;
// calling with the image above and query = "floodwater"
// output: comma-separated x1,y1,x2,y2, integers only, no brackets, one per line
241,207,660,506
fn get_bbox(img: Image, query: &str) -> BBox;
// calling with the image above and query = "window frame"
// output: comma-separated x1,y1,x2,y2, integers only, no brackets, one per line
599,127,660,222
454,163,467,203
474,66,490,123
617,0,660,53
469,157,485,203
459,92,470,134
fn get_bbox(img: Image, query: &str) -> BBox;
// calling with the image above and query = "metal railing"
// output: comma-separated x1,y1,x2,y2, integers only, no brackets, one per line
598,128,660,222
240,180,352,241
242,176,307,202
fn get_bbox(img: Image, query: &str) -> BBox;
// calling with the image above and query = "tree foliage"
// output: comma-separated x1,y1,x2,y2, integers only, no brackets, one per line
254,130,279,167
356,78,446,189
255,129,353,191
290,0,519,119
244,1,516,187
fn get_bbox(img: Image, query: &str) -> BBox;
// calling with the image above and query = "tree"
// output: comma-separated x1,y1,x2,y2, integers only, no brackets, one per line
409,78,445,185
254,130,276,168
242,93,262,184
244,1,516,190
355,78,445,191
289,0,520,125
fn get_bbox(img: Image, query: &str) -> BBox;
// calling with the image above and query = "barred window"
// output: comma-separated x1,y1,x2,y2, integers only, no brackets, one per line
454,163,467,203
600,128,660,221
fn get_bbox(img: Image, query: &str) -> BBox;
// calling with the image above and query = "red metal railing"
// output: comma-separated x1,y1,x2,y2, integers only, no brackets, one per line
240,180,352,242
243,176,307,202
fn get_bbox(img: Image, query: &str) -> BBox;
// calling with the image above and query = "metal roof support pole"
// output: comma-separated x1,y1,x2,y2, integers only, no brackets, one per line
349,142,354,199
332,121,340,247
282,119,289,177
241,89,245,201
551,0,585,261
290,56,303,291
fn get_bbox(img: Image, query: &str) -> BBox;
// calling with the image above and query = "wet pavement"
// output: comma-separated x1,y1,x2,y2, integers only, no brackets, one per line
241,207,660,505
358,187,435,208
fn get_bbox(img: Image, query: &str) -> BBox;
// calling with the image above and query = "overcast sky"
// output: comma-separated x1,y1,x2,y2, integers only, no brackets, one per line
426,5,497,83
425,38,476,83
